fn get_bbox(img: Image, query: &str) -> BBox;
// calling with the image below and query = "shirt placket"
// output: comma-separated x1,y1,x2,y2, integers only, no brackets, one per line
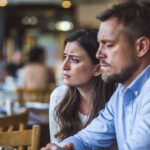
123,90,133,138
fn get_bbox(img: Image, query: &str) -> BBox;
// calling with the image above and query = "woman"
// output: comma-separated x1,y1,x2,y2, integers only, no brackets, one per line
49,28,115,144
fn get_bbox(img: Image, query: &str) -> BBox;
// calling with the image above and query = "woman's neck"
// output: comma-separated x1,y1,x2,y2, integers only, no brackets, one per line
77,84,95,116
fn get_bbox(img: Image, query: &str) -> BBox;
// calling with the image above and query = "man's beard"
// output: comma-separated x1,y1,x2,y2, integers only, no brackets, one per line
101,60,140,84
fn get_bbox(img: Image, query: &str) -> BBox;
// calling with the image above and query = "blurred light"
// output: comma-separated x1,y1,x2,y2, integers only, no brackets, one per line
29,16,38,25
22,16,38,25
22,17,29,25
61,0,72,9
55,21,73,31
0,0,8,7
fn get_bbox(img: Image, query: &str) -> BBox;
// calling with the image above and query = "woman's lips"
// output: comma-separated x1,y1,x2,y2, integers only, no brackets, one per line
63,74,71,79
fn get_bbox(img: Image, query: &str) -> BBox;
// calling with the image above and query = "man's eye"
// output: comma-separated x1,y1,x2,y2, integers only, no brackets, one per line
106,44,114,48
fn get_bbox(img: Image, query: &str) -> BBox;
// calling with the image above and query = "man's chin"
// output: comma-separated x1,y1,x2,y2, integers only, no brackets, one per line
101,73,110,82
101,74,118,84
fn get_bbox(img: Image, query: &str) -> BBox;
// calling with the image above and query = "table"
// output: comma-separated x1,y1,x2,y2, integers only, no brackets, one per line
0,91,50,147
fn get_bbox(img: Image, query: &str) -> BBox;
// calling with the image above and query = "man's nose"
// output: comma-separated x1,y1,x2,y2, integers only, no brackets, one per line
96,46,105,60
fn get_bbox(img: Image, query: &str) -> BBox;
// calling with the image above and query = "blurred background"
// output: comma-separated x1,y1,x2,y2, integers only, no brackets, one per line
0,0,126,86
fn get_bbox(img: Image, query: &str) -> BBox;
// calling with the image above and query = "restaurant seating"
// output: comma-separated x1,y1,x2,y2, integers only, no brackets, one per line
14,86,54,148
16,86,55,104
0,125,41,150
0,109,28,132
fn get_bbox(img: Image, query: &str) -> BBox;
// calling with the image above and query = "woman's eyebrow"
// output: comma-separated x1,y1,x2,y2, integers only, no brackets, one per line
64,53,80,58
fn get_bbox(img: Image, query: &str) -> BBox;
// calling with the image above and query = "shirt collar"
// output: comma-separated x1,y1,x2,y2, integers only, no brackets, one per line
119,65,150,98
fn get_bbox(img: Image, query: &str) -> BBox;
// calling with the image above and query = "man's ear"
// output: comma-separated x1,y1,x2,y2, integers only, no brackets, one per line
136,37,150,57
93,64,101,77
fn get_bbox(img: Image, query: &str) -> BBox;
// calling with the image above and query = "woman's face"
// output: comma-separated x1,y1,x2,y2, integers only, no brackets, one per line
62,41,100,87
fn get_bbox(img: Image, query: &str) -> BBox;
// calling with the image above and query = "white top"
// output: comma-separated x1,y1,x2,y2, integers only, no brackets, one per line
49,85,88,144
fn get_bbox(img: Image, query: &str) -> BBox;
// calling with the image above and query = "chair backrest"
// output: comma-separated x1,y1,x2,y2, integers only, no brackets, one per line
0,109,28,132
0,125,41,150
16,86,55,104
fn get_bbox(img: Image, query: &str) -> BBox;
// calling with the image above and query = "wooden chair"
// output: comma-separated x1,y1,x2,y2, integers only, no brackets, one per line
16,85,55,104
0,109,28,132
0,125,41,150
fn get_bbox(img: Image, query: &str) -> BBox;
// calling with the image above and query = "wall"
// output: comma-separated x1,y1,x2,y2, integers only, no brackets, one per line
76,0,122,28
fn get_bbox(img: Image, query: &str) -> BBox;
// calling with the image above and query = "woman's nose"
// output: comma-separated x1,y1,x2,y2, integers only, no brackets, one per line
61,59,70,70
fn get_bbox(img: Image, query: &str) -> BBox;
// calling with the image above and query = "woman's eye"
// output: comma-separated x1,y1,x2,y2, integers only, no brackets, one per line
72,59,79,63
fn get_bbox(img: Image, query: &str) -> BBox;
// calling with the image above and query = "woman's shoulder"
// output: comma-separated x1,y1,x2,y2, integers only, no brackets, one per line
51,85,68,96
50,85,69,105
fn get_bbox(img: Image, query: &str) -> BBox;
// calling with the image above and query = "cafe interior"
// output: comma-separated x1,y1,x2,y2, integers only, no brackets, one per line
0,0,124,149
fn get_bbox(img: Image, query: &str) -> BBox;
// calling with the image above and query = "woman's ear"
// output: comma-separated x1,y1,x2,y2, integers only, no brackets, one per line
136,37,150,57
93,64,101,77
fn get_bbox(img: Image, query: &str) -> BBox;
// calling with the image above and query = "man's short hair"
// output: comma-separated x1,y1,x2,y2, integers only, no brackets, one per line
97,0,150,42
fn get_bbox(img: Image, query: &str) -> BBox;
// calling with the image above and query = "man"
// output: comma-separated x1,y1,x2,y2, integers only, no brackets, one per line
42,1,150,149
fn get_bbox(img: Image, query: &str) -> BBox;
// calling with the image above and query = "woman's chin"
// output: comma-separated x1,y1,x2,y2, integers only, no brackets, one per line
63,80,71,85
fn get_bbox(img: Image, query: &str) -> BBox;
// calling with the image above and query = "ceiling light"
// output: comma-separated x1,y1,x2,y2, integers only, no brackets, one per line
22,16,38,25
61,0,72,9
55,21,73,31
0,0,8,7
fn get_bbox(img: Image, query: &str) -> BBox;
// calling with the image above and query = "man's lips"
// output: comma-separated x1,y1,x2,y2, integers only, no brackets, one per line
100,60,111,67
100,63,111,70
100,63,109,67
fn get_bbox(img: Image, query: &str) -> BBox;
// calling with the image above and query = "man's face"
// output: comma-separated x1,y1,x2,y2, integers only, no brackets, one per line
96,17,140,86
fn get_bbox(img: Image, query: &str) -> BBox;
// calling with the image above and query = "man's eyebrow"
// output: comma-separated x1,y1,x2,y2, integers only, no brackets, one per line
100,39,114,43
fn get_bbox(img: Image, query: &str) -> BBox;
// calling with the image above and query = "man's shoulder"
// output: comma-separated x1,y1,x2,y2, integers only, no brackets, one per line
141,76,150,92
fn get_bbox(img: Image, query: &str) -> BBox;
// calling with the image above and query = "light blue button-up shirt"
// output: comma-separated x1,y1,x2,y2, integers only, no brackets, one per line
59,65,150,150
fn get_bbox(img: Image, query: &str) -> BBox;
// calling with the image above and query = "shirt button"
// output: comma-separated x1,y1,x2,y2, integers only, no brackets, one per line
134,91,138,96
